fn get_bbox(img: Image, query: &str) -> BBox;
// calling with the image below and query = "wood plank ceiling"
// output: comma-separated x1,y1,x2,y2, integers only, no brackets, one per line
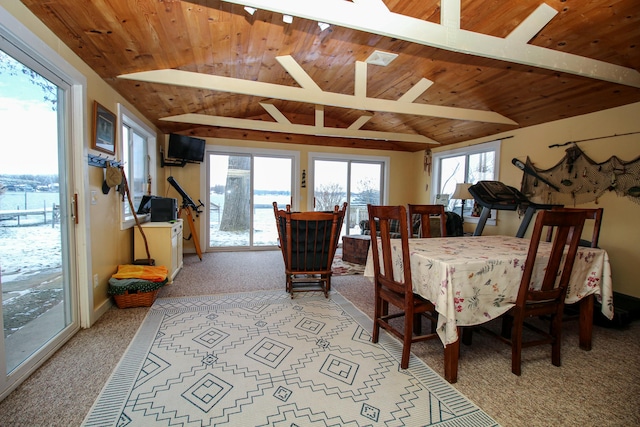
20,0,640,152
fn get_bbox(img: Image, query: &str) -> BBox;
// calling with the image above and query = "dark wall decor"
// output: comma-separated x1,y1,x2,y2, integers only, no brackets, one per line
92,101,116,155
516,145,640,206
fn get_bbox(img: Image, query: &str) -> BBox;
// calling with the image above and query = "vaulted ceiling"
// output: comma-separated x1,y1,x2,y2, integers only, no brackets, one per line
21,0,640,152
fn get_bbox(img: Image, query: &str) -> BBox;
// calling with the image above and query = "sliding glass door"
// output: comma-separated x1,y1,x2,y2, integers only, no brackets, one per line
311,155,386,236
208,150,295,249
0,47,77,397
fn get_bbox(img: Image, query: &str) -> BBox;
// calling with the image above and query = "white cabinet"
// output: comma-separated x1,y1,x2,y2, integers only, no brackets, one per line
134,219,183,283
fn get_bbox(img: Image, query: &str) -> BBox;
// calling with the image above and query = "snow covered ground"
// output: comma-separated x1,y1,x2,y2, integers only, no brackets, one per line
1,221,62,338
0,202,360,338
0,223,61,284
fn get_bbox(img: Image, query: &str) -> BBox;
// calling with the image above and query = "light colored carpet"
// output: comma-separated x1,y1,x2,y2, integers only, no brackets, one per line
0,251,639,426
83,290,497,426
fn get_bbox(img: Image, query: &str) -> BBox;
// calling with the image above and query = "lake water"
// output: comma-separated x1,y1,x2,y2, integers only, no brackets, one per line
0,191,60,211
0,191,60,227
208,192,363,247
0,190,362,246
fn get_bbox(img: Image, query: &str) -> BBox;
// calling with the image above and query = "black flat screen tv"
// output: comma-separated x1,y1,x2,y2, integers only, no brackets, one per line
167,134,206,163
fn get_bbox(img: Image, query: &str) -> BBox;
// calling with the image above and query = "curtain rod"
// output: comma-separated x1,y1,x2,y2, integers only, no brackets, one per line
549,131,640,148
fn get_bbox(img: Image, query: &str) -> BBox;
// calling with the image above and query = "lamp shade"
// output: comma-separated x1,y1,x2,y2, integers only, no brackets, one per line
452,183,473,200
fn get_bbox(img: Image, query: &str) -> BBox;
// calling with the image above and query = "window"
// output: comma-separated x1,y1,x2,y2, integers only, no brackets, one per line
431,140,501,222
309,152,389,236
118,104,157,228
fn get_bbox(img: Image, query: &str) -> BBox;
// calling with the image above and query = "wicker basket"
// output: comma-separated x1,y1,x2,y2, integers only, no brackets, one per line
113,289,159,308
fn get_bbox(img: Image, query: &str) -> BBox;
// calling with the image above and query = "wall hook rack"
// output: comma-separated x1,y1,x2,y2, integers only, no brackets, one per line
88,153,121,168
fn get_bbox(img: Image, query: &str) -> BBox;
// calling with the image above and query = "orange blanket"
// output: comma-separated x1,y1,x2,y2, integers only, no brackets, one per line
112,264,168,282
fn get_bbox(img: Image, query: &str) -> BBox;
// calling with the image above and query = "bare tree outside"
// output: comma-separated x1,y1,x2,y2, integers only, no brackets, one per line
354,177,379,205
442,162,461,193
315,182,344,211
0,51,57,110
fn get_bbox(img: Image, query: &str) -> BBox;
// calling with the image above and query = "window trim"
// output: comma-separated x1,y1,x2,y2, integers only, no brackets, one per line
117,103,157,230
431,140,501,225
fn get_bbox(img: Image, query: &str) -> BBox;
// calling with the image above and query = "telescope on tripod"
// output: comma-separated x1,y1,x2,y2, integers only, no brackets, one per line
167,176,203,260
168,176,204,213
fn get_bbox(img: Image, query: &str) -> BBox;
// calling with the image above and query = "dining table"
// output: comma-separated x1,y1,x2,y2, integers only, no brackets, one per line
363,235,613,383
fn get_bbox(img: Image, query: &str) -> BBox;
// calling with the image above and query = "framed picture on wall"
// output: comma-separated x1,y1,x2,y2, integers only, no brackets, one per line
92,101,116,155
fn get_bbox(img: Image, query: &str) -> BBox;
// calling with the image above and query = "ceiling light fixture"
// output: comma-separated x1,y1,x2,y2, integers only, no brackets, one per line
283,14,293,24
365,50,398,67
243,6,256,15
318,22,330,31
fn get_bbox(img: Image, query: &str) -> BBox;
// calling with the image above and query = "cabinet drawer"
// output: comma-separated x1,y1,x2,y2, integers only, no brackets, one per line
172,222,183,236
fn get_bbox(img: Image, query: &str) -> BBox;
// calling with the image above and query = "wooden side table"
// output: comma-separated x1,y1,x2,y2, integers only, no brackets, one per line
342,234,371,265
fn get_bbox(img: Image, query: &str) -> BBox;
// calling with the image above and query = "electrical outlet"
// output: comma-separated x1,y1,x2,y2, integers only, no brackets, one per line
93,273,99,288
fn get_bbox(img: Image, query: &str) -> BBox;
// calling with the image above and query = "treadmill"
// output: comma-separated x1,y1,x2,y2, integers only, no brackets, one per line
468,181,557,237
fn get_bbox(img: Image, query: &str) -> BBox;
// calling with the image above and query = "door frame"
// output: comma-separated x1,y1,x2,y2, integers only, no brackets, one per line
202,143,300,251
0,6,91,400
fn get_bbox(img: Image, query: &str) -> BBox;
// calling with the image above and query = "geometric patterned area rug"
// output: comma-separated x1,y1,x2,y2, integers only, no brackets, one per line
83,290,498,426
332,249,365,276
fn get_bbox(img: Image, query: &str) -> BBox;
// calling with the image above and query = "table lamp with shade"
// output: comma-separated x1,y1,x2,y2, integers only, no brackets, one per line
452,183,473,223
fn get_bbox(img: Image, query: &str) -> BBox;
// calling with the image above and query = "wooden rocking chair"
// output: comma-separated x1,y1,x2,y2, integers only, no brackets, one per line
273,202,347,298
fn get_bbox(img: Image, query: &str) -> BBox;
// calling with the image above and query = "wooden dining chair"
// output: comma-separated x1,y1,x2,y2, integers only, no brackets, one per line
501,209,587,375
407,204,447,238
545,207,603,248
542,206,603,337
367,204,439,369
406,204,445,333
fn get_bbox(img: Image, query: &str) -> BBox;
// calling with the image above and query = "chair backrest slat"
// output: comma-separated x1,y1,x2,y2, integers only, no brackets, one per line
518,210,587,306
273,202,346,273
367,204,412,297
545,207,603,248
408,204,447,238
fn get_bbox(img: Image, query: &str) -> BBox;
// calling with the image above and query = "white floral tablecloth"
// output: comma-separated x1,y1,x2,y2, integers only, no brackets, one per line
364,235,613,345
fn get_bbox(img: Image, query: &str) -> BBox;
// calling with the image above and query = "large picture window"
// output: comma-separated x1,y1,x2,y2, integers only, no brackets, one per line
431,140,501,222
309,153,389,236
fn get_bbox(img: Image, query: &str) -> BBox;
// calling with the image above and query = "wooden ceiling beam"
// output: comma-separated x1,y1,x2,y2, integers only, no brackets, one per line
119,56,517,124
188,126,428,151
441,0,461,30
355,61,367,99
506,4,557,44
398,78,434,103
315,105,324,128
260,102,291,124
352,0,389,13
275,56,322,92
160,113,438,144
348,113,374,130
220,0,640,88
